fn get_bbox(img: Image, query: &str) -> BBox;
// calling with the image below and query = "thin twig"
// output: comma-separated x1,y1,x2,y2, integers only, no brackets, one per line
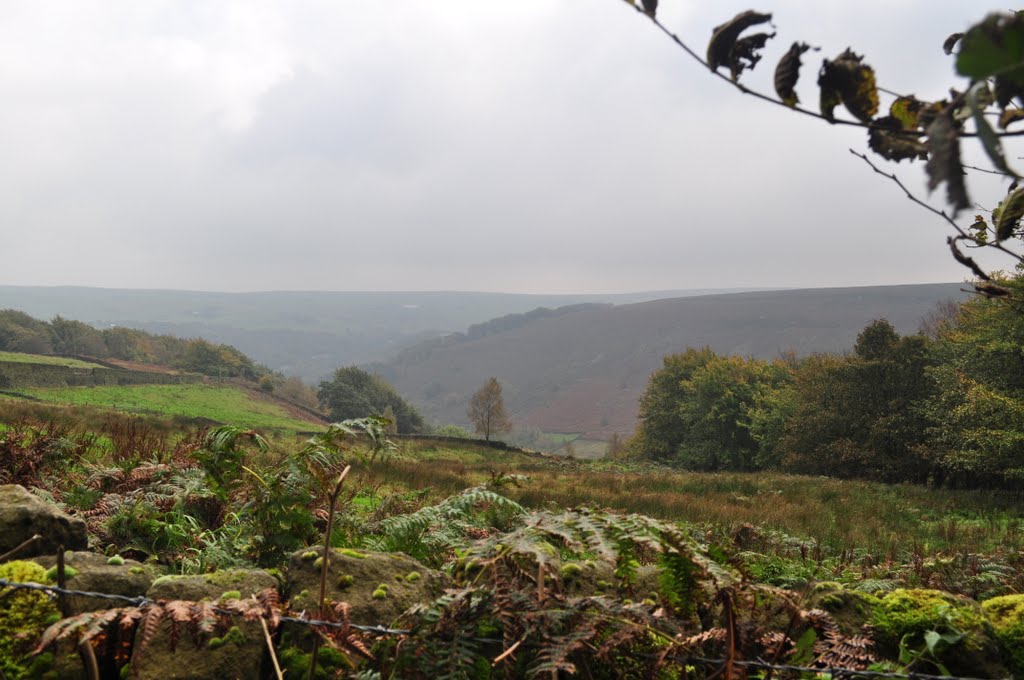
0,534,41,562
79,640,100,680
308,464,353,680
492,638,522,666
962,163,1015,177
850,150,970,237
57,545,69,617
261,616,284,680
850,149,1024,266
624,2,1024,139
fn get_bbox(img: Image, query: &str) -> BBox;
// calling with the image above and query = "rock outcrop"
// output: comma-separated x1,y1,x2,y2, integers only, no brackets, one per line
132,569,279,680
0,484,87,558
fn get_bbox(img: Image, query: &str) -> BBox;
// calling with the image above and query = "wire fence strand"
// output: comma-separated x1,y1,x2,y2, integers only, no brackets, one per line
0,577,1012,680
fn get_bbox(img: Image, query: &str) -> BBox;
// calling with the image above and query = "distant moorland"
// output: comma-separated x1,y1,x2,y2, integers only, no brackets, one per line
375,283,968,441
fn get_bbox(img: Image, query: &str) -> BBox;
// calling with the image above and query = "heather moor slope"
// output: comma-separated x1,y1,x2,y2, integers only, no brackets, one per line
376,283,968,439
0,286,755,382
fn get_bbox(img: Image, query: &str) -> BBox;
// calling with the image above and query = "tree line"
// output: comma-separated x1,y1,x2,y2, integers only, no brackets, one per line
0,307,513,438
0,309,320,408
0,309,259,378
629,271,1024,489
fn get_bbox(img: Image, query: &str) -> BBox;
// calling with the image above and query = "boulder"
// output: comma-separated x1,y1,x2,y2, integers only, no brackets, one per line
0,484,87,558
982,594,1024,675
30,551,154,614
286,547,449,625
130,569,279,680
872,588,1007,677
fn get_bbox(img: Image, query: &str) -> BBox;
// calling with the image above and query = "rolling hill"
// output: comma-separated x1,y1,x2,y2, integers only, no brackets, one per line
374,283,969,441
0,286,767,381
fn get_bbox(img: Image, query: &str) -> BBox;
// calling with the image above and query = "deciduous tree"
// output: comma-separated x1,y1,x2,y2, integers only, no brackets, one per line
317,366,424,434
467,377,512,441
631,348,791,470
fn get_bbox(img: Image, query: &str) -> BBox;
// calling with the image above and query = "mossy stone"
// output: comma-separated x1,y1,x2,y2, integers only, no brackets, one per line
30,551,153,615
0,561,59,675
147,568,277,601
134,569,278,679
982,594,1024,674
872,589,1005,676
286,548,448,625
807,583,881,636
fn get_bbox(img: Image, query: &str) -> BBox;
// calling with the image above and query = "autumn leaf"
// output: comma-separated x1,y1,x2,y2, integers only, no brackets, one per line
993,187,1024,241
959,13,1024,110
707,10,773,79
889,96,925,130
728,31,776,81
774,42,811,107
943,33,965,55
818,49,879,122
925,111,970,215
970,215,989,244
916,100,949,131
967,81,1018,178
994,77,1022,109
867,117,927,162
999,108,1024,129
957,13,1024,87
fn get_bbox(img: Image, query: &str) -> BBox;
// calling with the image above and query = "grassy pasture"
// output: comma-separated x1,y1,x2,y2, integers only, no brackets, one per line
0,351,103,368
19,383,322,433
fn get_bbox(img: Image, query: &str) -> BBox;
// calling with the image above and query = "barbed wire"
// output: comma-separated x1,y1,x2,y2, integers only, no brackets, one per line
0,578,409,635
673,655,1008,680
0,578,1012,680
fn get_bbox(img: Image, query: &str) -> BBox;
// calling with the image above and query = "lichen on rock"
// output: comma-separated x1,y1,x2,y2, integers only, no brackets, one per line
0,560,59,679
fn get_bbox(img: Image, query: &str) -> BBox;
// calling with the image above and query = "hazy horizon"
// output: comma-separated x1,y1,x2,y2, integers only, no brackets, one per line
0,281,963,297
1,2,1001,294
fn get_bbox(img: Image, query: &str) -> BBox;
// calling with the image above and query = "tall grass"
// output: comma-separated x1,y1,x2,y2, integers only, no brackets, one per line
366,454,1024,558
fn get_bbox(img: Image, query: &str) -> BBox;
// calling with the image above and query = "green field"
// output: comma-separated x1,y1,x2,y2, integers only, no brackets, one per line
20,383,323,432
0,351,103,369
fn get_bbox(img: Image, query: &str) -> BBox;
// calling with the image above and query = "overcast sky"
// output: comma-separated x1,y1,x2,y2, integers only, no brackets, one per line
0,1,1007,294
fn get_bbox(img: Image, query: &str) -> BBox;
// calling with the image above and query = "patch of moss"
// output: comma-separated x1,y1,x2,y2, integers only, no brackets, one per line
872,589,984,652
301,550,319,561
106,555,125,566
560,563,584,579
220,590,241,601
808,585,881,636
405,571,422,583
372,588,388,600
128,566,144,575
202,571,248,587
207,625,245,650
982,594,1024,673
336,574,354,589
43,565,77,581
0,561,60,676
279,645,345,680
335,548,366,559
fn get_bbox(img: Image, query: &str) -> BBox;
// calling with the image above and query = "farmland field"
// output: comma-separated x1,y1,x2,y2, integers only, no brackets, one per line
19,383,323,432
0,351,104,369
